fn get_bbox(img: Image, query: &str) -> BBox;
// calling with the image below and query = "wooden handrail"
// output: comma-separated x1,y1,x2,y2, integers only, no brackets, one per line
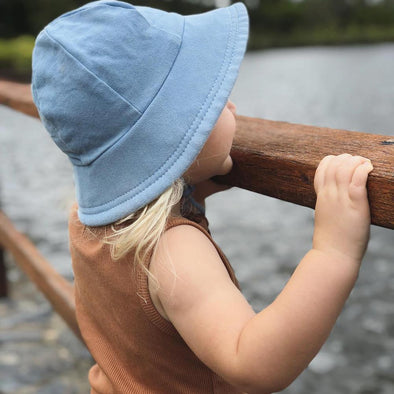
1,80,393,229
217,116,394,230
0,211,83,343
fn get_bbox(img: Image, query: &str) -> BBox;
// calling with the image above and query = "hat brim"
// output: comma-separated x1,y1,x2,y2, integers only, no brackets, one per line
76,3,249,226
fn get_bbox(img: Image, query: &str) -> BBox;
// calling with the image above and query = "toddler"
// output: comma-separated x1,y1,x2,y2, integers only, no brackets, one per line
31,1,373,393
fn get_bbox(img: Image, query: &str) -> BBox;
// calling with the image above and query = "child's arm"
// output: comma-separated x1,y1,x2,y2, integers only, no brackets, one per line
150,154,373,394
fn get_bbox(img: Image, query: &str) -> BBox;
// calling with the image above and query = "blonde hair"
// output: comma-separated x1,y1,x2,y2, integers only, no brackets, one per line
102,178,185,279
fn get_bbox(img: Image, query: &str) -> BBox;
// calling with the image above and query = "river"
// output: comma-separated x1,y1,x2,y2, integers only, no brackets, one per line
1,44,393,393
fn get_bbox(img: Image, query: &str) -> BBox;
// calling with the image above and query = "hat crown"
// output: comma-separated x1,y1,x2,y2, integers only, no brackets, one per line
31,1,249,225
32,1,183,165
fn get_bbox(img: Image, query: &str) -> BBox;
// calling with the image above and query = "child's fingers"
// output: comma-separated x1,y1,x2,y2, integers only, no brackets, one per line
324,154,352,187
315,154,372,195
314,155,334,193
335,155,370,190
349,160,373,200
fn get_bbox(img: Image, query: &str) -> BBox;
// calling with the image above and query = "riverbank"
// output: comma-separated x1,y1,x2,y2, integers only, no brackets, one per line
248,25,394,50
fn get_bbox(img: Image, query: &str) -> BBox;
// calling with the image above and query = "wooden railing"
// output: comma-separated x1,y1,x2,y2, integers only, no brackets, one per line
0,211,83,342
0,79,393,344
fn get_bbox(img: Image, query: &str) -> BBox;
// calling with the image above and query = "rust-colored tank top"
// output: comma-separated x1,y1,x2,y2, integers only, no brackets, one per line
69,204,242,393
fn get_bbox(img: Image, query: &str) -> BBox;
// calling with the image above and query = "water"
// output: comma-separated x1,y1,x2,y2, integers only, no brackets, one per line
1,44,393,393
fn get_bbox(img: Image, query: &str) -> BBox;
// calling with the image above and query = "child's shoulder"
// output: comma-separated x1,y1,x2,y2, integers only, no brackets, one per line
158,219,220,267
149,218,233,308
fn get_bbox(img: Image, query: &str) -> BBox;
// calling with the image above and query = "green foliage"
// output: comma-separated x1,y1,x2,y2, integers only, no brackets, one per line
0,0,210,38
0,35,35,73
0,0,210,79
249,24,394,49
246,0,394,49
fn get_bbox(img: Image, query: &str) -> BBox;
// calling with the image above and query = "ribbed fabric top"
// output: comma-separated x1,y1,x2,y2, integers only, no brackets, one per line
69,204,242,393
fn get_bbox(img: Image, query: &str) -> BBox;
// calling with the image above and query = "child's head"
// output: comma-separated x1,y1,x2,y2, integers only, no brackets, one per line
32,0,249,227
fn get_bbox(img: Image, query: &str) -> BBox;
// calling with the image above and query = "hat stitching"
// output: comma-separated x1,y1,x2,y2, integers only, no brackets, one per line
126,17,185,124
136,10,183,43
43,28,143,115
75,18,184,167
42,18,184,166
79,6,238,214
39,27,146,164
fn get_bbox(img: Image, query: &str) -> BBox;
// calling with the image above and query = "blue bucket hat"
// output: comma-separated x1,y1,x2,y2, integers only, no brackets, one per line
32,0,249,226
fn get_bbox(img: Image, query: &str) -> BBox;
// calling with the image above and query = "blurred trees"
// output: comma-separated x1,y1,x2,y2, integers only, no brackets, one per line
1,0,394,78
0,0,212,38
1,0,394,39
246,0,394,47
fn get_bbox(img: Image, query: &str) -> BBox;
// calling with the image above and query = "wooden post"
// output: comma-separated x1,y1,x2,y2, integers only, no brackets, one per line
1,80,393,229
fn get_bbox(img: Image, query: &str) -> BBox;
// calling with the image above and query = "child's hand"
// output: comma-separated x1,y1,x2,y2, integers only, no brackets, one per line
313,154,373,264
